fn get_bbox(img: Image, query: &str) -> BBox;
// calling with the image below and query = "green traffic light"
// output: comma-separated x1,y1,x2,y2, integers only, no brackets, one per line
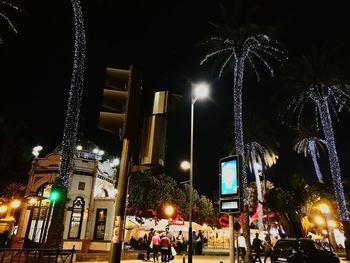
49,190,60,202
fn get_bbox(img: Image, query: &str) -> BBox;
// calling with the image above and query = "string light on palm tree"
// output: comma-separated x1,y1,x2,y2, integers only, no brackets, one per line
293,127,326,183
285,47,350,233
200,14,285,260
0,0,22,44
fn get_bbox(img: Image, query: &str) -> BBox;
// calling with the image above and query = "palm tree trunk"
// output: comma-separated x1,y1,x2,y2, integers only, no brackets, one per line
253,162,264,231
318,99,350,258
309,145,324,183
233,59,251,261
45,0,86,248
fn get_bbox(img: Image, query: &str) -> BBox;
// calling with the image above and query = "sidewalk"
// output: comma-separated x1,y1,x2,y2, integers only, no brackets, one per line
78,254,350,263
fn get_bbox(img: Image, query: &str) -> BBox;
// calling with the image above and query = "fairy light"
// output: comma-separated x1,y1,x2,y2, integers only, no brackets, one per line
0,0,22,44
201,34,285,204
288,84,350,221
59,0,86,187
293,137,326,183
245,141,278,230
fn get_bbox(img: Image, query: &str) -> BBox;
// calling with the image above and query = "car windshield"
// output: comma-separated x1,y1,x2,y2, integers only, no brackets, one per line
275,240,296,249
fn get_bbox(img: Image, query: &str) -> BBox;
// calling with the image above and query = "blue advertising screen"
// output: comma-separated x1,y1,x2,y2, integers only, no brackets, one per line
220,158,238,196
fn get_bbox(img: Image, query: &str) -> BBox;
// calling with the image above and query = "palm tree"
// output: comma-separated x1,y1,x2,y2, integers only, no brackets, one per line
200,2,284,258
243,116,279,231
0,0,21,44
293,127,326,183
284,45,350,257
46,0,86,248
245,141,278,231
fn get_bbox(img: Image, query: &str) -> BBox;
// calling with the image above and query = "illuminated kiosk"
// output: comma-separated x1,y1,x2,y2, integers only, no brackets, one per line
15,139,117,252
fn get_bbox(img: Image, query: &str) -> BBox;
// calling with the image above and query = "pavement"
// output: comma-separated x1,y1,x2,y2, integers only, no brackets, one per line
78,255,350,263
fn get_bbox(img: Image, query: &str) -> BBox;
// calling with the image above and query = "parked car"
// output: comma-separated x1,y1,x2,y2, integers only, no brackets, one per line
271,238,339,263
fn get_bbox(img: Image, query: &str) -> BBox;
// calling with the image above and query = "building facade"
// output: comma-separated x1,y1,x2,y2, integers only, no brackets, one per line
15,140,117,251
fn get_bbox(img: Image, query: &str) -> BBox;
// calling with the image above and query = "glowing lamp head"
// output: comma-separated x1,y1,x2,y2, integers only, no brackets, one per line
111,158,120,168
165,205,174,217
180,161,190,170
328,220,337,228
315,216,324,225
32,145,43,157
319,204,330,214
193,82,210,100
93,148,99,154
0,205,7,213
76,145,83,151
322,229,328,235
49,190,60,202
98,150,105,156
10,200,21,209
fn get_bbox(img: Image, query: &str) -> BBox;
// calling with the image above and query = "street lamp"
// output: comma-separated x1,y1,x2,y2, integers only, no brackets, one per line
188,82,209,263
32,145,43,157
180,161,191,171
165,205,175,218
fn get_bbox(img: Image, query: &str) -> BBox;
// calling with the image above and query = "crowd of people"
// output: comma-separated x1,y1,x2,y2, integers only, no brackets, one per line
127,227,206,263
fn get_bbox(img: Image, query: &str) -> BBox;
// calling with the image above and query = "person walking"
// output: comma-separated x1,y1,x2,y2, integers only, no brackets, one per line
146,228,155,261
252,233,264,263
237,233,246,261
160,233,171,263
196,230,204,255
176,230,184,254
151,232,161,262
191,231,197,255
263,235,273,263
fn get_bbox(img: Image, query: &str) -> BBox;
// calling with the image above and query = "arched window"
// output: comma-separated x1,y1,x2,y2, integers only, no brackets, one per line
68,197,85,239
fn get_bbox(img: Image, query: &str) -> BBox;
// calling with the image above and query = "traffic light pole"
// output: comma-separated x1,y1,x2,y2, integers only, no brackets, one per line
110,138,131,263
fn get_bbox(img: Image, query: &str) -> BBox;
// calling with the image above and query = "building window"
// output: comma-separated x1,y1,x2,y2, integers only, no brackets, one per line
78,182,85,190
68,197,85,239
94,209,107,240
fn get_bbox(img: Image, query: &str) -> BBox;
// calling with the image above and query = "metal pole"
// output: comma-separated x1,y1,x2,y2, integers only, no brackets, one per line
188,97,195,263
229,215,234,263
110,138,131,263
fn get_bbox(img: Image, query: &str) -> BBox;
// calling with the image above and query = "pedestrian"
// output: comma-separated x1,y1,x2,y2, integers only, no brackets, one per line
237,233,246,261
176,230,184,254
160,233,171,263
263,235,273,263
165,227,175,260
252,233,264,263
191,231,197,255
196,230,204,255
151,232,161,262
146,228,155,261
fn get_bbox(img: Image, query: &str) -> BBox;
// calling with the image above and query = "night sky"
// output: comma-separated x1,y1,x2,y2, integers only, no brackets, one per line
1,0,350,197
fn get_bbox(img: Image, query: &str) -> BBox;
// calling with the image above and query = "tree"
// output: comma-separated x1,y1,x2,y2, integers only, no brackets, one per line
46,0,86,248
265,175,314,237
200,2,284,258
293,127,326,183
127,171,214,225
283,44,350,258
243,116,278,231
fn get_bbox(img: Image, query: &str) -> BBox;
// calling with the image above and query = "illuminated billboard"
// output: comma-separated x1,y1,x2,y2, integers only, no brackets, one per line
219,155,240,197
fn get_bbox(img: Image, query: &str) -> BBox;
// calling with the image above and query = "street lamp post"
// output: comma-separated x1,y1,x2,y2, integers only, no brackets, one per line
188,82,209,263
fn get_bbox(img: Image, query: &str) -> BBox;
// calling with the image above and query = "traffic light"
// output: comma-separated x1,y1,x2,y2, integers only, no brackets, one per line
49,190,60,202
99,66,142,140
